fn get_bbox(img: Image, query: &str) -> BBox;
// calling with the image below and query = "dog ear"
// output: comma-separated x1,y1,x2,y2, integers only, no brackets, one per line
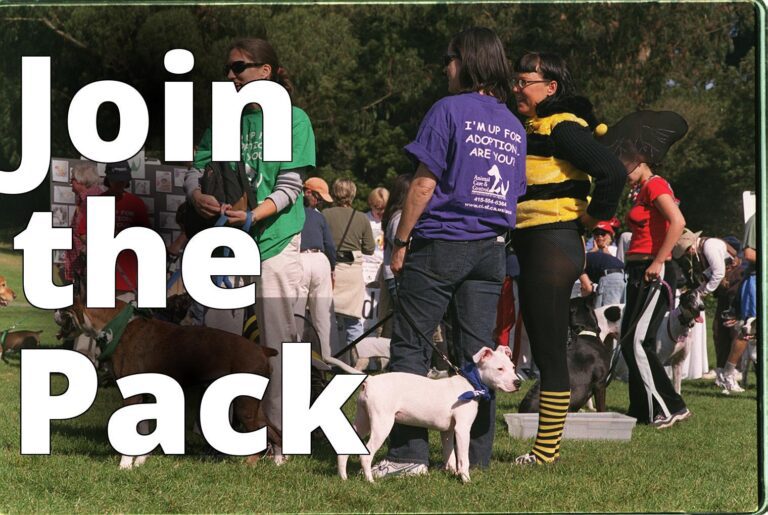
498,345,513,360
472,347,494,364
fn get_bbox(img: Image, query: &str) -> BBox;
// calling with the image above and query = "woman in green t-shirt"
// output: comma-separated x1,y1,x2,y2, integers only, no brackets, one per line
188,38,316,466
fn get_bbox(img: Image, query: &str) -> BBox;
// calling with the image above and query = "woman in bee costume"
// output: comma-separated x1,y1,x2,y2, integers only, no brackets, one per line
511,51,625,465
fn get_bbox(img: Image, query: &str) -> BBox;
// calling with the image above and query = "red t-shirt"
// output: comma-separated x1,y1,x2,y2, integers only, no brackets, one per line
626,176,678,257
77,191,151,292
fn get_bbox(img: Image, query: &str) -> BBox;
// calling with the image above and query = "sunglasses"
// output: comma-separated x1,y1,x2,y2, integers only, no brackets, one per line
593,230,611,237
443,52,460,67
223,61,264,76
512,78,551,89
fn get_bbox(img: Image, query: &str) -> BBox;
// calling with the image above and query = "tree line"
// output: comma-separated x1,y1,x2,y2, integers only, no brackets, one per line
0,3,757,238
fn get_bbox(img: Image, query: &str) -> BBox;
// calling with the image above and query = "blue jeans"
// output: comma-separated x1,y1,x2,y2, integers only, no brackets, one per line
597,271,626,307
337,314,364,345
386,237,505,468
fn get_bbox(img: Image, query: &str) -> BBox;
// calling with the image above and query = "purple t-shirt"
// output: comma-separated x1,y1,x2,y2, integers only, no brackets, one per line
405,92,527,241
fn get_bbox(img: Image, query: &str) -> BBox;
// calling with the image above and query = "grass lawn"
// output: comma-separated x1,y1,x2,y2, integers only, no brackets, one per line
0,244,761,513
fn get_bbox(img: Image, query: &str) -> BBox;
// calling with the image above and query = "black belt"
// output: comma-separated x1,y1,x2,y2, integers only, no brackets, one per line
602,268,624,276
301,248,323,254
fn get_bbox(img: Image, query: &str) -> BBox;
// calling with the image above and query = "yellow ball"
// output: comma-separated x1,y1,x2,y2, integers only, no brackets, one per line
594,123,608,137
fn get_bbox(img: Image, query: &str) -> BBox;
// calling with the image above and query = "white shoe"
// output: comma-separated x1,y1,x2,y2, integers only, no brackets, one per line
371,459,428,479
701,369,718,380
714,368,725,388
721,371,745,394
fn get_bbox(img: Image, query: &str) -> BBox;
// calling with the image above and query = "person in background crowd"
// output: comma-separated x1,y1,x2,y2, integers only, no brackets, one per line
672,227,741,385
363,187,389,334
366,187,390,231
75,161,150,365
78,161,150,301
379,174,412,337
601,110,691,428
703,235,746,385
510,51,625,464
189,37,316,465
589,220,618,256
294,177,338,362
61,162,103,285
720,213,757,394
323,179,375,346
372,27,526,478
577,249,626,307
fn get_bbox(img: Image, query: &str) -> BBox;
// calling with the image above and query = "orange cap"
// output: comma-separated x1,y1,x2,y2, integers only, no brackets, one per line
304,177,333,203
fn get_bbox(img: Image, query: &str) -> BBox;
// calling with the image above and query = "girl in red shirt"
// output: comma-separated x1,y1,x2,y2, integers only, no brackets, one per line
603,111,691,428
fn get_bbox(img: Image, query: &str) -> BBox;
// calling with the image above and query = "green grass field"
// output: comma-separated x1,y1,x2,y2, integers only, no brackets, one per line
0,245,761,513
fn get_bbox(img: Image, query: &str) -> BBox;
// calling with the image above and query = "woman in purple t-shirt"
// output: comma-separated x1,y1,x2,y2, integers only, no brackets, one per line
371,27,527,479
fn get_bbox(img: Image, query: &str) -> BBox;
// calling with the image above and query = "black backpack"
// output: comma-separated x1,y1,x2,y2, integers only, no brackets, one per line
184,161,257,238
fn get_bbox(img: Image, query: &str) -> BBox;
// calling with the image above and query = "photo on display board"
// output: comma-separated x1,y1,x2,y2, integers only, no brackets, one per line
165,194,185,212
156,170,173,193
51,160,69,183
173,168,187,188
134,179,151,196
51,204,69,227
52,185,76,204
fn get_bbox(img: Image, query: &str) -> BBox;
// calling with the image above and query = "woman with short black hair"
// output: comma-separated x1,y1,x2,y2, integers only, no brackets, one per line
510,51,625,465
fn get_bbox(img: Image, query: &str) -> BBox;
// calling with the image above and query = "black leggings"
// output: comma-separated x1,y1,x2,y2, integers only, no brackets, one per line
513,228,584,391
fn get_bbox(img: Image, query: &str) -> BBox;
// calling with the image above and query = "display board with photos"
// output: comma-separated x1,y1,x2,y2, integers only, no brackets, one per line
49,154,191,262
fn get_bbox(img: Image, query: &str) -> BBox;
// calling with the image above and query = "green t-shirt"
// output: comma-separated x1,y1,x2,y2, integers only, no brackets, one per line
194,105,316,260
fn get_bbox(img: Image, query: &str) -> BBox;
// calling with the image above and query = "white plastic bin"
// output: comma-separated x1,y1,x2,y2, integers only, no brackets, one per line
504,412,637,441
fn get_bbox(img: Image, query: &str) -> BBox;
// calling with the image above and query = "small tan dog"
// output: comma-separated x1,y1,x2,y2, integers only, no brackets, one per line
0,276,16,307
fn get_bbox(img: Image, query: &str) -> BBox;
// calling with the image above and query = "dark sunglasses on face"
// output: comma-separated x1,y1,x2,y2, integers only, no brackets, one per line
593,230,610,237
223,61,264,75
443,52,460,67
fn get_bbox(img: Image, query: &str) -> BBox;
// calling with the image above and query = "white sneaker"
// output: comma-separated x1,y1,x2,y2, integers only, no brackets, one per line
721,371,745,394
714,368,725,388
371,459,428,479
652,408,692,429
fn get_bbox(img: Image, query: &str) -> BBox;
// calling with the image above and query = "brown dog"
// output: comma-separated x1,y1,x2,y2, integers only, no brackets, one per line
55,297,280,469
1,330,42,362
0,276,17,307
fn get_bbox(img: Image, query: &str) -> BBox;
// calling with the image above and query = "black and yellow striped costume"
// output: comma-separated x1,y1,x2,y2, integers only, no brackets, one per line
512,107,625,464
517,112,592,229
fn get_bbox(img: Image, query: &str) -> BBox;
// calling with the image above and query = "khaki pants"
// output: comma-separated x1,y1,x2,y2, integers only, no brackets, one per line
251,234,303,436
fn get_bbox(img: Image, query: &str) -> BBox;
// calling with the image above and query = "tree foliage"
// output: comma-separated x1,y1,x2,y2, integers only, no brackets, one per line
0,3,758,235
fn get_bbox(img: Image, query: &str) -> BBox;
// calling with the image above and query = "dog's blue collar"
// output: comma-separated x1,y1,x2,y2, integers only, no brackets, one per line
458,363,494,402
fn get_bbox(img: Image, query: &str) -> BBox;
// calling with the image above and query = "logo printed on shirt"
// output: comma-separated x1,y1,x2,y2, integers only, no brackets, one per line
463,120,521,216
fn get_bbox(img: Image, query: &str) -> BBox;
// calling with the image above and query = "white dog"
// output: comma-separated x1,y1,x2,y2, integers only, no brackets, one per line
594,289,704,394
337,346,520,483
